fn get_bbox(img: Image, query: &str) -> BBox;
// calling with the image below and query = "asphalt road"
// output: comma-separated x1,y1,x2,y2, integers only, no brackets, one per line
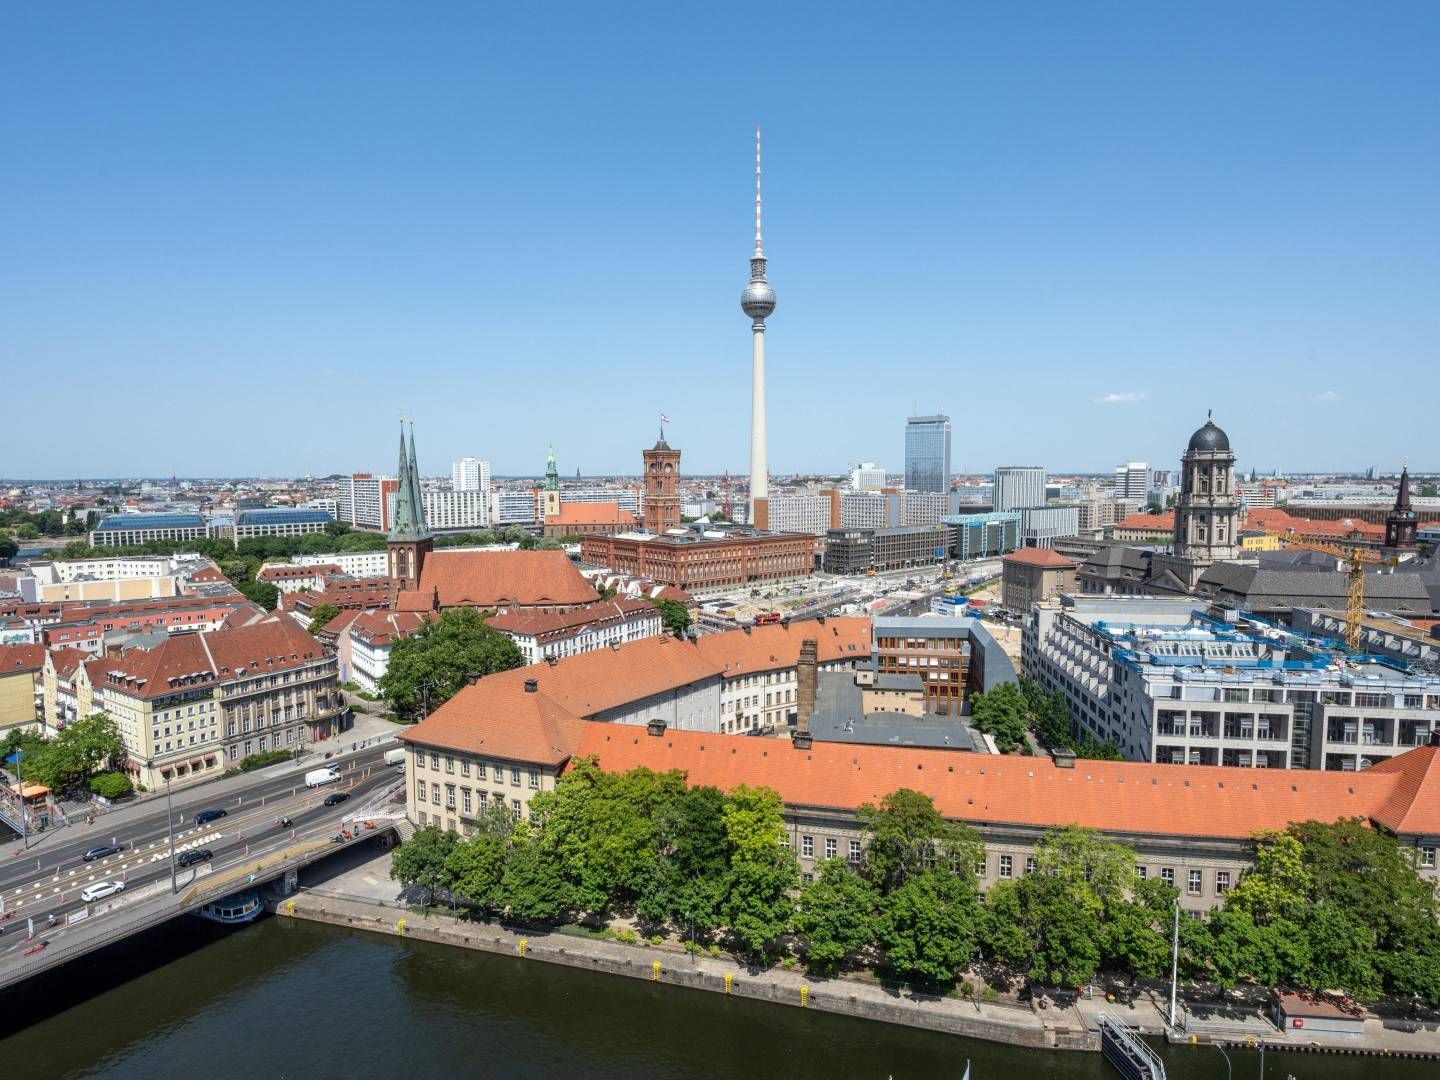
0,748,399,955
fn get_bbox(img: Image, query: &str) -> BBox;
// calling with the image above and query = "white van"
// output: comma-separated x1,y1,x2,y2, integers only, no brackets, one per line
305,768,341,788
383,748,406,767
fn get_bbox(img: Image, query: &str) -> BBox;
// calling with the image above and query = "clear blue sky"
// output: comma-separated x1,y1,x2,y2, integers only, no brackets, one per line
3,2,1437,480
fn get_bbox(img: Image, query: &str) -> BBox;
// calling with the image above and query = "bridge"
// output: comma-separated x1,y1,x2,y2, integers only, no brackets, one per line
0,747,405,991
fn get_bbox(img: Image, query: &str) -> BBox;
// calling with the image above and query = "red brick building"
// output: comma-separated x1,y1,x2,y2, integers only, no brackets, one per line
580,528,815,590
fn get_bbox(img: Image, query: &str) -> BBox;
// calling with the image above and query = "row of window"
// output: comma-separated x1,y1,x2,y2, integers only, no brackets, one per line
416,781,527,821
419,751,539,789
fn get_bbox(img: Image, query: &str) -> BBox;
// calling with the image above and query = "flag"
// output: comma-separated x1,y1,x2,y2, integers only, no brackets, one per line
660,414,670,424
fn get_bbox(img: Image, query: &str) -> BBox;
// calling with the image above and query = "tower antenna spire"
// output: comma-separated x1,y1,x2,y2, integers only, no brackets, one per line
754,124,763,252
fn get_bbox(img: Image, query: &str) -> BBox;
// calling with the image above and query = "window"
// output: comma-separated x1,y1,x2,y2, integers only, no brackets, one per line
475,762,487,781
801,835,813,858
462,788,472,814
1421,846,1436,869
511,799,522,821
824,838,837,859
431,753,439,770
999,855,1013,879
445,785,456,809
974,856,987,877
477,790,487,808
1135,865,1147,880
1161,867,1175,886
445,756,454,774
461,760,470,778
849,840,861,864
1187,869,1202,895
529,769,540,789
1025,856,1037,875
511,767,521,787
1216,871,1230,894
431,784,440,806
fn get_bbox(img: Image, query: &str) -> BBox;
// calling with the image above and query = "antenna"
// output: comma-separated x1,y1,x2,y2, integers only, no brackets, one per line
754,124,763,251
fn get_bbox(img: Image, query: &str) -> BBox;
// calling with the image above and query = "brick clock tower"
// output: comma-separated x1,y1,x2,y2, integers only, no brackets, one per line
643,428,682,533
387,422,433,599
1385,464,1418,550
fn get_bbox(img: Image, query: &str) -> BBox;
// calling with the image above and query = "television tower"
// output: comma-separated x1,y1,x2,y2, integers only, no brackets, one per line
740,124,776,530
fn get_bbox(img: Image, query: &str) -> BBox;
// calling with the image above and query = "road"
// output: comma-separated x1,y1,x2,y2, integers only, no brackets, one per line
0,747,399,957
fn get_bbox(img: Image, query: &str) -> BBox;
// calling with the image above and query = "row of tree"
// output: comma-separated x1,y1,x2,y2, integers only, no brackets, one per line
969,678,1122,760
1,714,132,798
390,764,1440,1002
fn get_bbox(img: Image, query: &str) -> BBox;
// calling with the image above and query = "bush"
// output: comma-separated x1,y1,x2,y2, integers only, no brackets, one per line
980,986,1000,1003
88,772,134,800
614,928,639,944
221,749,294,777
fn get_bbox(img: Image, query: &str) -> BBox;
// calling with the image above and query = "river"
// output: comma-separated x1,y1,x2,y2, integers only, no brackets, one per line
0,917,1422,1079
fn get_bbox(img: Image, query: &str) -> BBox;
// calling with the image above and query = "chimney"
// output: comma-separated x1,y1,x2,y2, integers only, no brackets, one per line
743,625,752,635
1429,727,1440,749
1051,747,1077,769
523,678,538,694
545,655,558,666
465,671,481,686
646,718,666,737
791,729,813,750
796,638,819,735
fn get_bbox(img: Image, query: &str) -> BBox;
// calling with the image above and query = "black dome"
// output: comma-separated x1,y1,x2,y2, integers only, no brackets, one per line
1187,418,1230,453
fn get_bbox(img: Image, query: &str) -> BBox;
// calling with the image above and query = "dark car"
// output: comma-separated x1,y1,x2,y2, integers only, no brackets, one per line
193,809,228,826
323,792,350,806
82,844,123,862
176,848,213,868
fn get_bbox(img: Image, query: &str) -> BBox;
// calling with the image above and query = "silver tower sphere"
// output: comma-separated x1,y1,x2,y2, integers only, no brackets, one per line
741,258,776,323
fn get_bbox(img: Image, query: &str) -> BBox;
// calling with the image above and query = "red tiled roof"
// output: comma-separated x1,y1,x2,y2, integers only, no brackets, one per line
1003,547,1078,569
348,610,428,647
1117,512,1175,531
545,502,636,527
0,644,45,675
398,681,586,766
257,563,340,582
487,598,656,641
695,617,871,679
574,725,1417,842
48,647,91,678
1246,508,1386,542
418,550,599,609
94,617,327,699
1367,747,1440,836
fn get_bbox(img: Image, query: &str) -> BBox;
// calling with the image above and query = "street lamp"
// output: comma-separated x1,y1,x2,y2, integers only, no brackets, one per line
164,771,178,894
1213,1042,1232,1080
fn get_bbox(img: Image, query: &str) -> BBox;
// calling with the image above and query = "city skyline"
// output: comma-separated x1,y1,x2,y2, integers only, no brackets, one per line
5,4,1438,478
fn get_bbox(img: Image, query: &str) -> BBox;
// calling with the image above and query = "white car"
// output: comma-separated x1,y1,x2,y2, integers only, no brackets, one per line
80,880,125,903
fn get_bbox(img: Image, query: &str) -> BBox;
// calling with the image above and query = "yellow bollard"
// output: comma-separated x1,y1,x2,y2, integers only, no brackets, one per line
397,918,406,937
652,960,662,981
285,900,295,916
800,985,809,1008
1189,1035,1197,1045
724,973,733,994
519,938,527,957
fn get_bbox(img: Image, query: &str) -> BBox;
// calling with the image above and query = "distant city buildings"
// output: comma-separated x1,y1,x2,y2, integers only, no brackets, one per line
849,462,886,491
904,415,952,494
226,507,332,545
992,466,1046,512
337,474,399,532
451,457,491,494
90,512,208,548
420,490,490,531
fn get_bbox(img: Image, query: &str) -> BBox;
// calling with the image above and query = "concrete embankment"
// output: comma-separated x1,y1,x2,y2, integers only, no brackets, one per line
273,892,1092,1051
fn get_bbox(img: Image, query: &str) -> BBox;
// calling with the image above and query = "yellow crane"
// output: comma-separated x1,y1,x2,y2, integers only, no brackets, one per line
1262,528,1384,652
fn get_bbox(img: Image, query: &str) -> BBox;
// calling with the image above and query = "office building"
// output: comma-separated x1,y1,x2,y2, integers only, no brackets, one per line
581,526,814,590
1001,547,1078,612
420,490,490,531
227,508,333,546
993,467,1046,512
1114,462,1150,503
1020,506,1080,549
90,513,208,548
337,474,399,533
945,511,1022,561
904,415,952,494
767,494,835,537
451,457,491,494
822,525,955,575
850,463,886,491
491,489,539,526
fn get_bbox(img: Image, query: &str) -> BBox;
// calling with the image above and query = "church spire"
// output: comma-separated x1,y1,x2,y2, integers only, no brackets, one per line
544,445,560,491
389,419,430,542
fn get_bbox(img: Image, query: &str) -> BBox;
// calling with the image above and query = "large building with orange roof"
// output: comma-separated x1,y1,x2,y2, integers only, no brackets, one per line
398,618,1440,912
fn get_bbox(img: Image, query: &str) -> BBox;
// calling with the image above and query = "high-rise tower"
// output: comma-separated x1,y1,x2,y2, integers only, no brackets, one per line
741,125,776,530
643,427,682,533
1170,412,1238,583
387,420,432,598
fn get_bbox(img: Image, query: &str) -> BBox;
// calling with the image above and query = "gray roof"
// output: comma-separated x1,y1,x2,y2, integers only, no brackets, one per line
873,673,925,691
807,672,978,751
1199,563,1435,613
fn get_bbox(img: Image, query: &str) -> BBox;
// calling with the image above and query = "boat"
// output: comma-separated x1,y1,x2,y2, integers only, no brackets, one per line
194,890,265,925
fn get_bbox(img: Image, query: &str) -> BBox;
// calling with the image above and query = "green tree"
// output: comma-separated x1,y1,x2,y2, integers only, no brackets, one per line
379,608,524,720
0,533,18,561
795,859,882,973
307,603,343,636
720,785,799,958
969,681,1029,750
238,579,280,611
28,713,126,791
15,522,39,540
444,802,516,914
389,825,459,903
88,771,134,800
646,597,692,636
500,823,569,923
857,788,981,893
879,868,983,986
634,785,730,932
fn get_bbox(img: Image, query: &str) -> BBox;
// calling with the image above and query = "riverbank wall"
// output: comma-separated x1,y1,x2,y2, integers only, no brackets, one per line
273,891,1094,1051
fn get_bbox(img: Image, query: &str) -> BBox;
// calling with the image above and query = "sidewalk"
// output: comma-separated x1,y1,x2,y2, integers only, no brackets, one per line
1,716,405,862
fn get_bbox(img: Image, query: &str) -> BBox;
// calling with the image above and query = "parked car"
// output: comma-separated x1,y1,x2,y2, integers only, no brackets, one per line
176,848,213,868
82,844,123,862
80,881,125,903
193,809,228,826
323,791,350,806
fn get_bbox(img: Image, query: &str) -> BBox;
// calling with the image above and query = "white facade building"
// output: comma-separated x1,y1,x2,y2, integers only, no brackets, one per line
451,457,492,494
1114,462,1150,503
488,599,663,666
1020,506,1080,549
902,491,956,527
993,467,1046,512
840,491,893,529
292,551,390,577
767,494,833,536
850,463,886,491
336,474,396,532
420,491,490,531
491,489,539,526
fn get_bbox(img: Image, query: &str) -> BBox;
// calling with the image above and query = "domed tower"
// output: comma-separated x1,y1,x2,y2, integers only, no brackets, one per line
1385,463,1418,550
741,125,776,530
1172,412,1239,580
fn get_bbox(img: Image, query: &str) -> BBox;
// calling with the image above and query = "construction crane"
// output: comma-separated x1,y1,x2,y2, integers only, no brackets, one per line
1262,528,1385,652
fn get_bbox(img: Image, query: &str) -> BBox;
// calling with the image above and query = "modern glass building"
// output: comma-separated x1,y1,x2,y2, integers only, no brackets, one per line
904,414,951,494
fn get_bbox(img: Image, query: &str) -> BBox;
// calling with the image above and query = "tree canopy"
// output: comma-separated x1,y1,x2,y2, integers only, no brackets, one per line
307,603,343,635
379,608,524,720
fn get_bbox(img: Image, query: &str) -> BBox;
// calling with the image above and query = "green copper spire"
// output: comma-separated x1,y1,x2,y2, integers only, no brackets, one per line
389,421,430,542
544,444,559,491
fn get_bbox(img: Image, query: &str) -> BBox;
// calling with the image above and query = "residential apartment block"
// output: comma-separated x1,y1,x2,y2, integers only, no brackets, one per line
488,597,662,665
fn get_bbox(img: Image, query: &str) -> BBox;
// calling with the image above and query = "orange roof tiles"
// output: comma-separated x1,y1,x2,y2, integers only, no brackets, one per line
349,610,428,647
398,680,587,766
1117,512,1175,531
545,502,636,527
418,550,599,610
1367,747,1440,836
487,597,656,641
1003,547,1079,568
695,617,871,679
575,725,1417,842
1247,508,1386,542
0,644,45,675
48,647,91,679
94,617,326,698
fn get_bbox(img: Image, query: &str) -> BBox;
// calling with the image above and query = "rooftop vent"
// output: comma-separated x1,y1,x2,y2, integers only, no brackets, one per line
523,678,538,694
1051,748,1077,769
790,730,813,750
465,672,482,686
646,718,666,737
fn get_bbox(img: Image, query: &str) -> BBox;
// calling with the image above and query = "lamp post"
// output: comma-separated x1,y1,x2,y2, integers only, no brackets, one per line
14,748,28,851
1168,898,1180,1028
164,771,178,894
1213,1042,1232,1080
